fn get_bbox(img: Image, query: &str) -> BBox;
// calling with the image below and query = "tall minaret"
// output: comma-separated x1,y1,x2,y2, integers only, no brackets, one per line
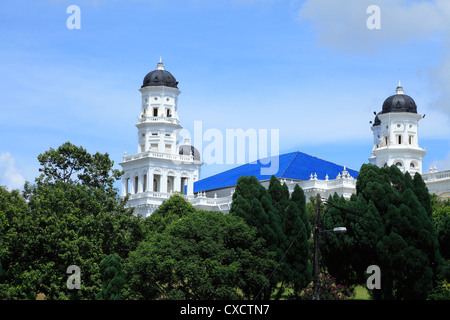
369,82,426,174
120,59,202,217
136,58,181,155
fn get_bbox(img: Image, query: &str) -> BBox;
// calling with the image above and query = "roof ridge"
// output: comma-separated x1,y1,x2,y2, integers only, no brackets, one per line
296,151,358,173
279,151,300,177
197,151,296,181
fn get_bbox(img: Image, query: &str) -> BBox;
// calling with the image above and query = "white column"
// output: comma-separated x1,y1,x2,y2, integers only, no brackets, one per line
121,177,127,196
148,170,154,192
130,176,135,194
137,175,142,193
174,173,181,193
161,172,168,194
187,176,194,195
159,134,164,153
144,132,148,153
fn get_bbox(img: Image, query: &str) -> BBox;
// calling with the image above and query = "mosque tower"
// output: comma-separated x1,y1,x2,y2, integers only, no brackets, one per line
369,82,426,174
120,59,202,217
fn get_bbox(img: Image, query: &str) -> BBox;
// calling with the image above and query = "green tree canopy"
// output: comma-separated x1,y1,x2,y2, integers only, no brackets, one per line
97,254,126,300
268,177,311,298
229,175,283,298
321,164,440,300
0,142,144,299
125,207,276,300
143,193,196,234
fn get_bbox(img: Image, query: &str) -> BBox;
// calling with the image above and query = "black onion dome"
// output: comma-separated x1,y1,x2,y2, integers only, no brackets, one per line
380,84,417,114
381,94,417,114
179,145,201,161
141,60,179,89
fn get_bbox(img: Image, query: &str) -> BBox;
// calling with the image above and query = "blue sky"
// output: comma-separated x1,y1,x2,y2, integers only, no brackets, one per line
1,0,449,191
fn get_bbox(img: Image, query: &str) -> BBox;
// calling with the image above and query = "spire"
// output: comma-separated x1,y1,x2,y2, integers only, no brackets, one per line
157,57,164,70
396,80,404,94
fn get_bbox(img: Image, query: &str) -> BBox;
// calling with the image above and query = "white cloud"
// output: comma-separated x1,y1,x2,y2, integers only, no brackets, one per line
298,0,449,52
297,0,450,119
0,152,25,190
430,151,450,171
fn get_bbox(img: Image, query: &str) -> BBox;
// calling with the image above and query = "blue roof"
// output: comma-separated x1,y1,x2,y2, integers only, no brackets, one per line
193,151,359,193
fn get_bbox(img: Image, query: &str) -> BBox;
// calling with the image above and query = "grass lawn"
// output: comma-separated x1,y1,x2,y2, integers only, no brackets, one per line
270,283,372,300
351,285,371,300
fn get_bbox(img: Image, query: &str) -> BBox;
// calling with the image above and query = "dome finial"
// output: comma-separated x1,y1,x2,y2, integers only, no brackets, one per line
157,57,164,71
396,81,404,94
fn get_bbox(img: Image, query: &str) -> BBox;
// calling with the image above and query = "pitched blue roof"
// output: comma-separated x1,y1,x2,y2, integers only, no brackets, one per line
193,151,359,193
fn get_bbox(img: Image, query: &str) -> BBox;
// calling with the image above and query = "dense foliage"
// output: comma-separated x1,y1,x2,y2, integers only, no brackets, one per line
0,142,143,299
320,164,443,300
230,175,311,299
300,273,353,300
125,205,276,299
0,142,448,300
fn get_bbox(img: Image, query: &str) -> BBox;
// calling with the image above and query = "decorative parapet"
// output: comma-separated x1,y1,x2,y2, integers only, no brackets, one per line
422,169,450,182
137,115,180,125
190,192,232,211
123,150,194,163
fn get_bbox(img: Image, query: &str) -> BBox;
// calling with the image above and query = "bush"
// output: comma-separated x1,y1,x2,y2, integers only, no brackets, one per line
299,273,353,300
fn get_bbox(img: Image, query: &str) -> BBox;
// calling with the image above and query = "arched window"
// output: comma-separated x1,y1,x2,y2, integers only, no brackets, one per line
395,162,402,167
410,162,415,168
383,163,388,168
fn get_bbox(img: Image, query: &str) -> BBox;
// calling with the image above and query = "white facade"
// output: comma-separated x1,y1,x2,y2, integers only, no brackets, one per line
369,84,426,174
191,168,358,213
121,69,450,217
369,112,426,174
423,168,450,200
119,60,202,217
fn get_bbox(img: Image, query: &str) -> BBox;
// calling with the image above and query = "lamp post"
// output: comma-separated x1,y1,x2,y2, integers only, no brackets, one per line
313,194,321,300
312,194,347,300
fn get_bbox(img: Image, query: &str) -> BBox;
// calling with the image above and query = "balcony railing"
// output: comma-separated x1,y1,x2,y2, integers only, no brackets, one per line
422,170,450,182
137,115,180,125
126,191,232,211
123,150,194,163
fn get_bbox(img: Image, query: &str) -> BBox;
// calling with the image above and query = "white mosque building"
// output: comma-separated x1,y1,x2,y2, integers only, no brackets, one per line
120,61,450,217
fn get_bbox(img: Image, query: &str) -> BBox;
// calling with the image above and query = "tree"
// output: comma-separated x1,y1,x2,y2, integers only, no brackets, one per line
267,176,289,298
291,184,311,240
229,176,282,298
268,178,311,298
36,141,122,192
0,142,144,299
431,196,450,260
282,200,311,297
0,186,30,298
97,254,125,300
268,176,289,218
125,208,276,300
143,193,196,234
321,192,384,287
430,196,450,299
321,164,440,300
438,215,450,260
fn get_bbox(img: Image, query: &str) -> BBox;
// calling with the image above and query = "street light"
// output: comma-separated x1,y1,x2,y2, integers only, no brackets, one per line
313,194,347,300
332,227,347,233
